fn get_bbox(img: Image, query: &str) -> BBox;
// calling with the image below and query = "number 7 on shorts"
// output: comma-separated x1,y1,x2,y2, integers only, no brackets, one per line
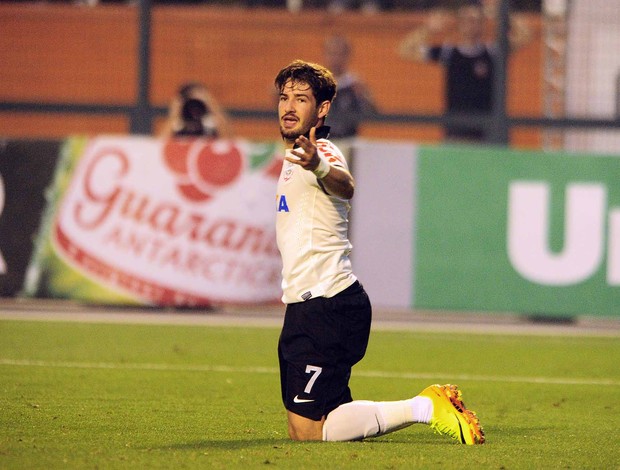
304,365,322,393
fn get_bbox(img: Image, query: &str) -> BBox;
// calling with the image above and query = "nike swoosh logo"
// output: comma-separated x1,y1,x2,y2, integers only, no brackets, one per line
454,414,466,444
293,395,315,404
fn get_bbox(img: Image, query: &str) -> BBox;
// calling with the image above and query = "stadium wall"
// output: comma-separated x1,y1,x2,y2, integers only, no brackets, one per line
565,0,620,153
0,3,543,146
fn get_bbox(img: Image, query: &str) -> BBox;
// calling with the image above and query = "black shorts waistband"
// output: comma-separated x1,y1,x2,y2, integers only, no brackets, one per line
336,280,362,297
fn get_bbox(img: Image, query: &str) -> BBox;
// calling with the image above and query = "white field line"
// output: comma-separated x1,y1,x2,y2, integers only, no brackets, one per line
1,358,618,387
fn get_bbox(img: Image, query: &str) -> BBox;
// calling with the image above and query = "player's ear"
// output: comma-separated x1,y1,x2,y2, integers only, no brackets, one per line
317,100,331,119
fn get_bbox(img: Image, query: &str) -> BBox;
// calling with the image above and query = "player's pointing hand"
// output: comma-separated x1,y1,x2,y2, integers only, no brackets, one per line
286,127,318,172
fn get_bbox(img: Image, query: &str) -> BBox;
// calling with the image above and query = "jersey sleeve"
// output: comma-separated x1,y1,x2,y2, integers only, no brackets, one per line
317,139,348,170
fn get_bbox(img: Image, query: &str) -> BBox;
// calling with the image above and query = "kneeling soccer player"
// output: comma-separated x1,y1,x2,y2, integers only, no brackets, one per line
273,59,485,444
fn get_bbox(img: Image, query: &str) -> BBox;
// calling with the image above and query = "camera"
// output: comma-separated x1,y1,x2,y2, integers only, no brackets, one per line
181,98,209,123
175,83,217,137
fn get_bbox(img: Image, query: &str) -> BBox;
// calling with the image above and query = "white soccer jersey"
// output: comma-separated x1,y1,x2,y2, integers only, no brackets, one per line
275,138,357,304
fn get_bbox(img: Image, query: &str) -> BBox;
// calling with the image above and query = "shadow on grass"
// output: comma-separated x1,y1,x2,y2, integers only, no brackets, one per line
147,438,293,451
149,433,464,451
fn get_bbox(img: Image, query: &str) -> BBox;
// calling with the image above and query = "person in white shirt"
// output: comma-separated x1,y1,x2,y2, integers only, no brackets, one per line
274,59,485,445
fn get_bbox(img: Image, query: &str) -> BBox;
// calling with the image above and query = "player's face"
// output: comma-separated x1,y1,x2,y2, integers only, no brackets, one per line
278,79,321,142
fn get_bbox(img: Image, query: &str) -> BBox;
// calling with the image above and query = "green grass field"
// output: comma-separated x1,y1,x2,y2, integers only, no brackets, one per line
1,318,619,469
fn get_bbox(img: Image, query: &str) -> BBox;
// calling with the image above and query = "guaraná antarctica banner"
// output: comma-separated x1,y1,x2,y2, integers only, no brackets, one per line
21,136,284,307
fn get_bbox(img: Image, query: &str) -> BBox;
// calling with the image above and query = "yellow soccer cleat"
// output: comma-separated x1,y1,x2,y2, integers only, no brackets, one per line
418,383,485,445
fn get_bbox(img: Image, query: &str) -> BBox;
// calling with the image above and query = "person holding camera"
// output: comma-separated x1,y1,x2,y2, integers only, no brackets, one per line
159,82,234,138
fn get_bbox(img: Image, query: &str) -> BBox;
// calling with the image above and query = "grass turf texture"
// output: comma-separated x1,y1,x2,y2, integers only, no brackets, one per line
1,319,619,469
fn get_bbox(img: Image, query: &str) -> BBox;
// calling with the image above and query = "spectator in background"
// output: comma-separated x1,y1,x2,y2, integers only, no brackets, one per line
160,82,234,139
397,0,531,143
322,35,378,140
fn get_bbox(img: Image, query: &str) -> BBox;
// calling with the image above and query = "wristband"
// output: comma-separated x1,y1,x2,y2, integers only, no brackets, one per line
312,156,330,179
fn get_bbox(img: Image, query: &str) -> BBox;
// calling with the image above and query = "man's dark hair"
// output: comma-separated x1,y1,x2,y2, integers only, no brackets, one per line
274,60,337,104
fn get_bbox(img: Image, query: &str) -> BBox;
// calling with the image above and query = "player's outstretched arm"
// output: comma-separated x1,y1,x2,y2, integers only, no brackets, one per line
315,164,355,200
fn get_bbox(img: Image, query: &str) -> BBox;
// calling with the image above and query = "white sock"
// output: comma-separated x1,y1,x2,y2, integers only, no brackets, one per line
322,397,433,441
411,395,433,424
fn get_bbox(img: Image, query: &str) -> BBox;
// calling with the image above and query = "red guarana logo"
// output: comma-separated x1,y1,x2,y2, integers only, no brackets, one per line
163,139,244,202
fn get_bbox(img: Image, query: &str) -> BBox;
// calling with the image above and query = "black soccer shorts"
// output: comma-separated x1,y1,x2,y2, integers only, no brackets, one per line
278,280,372,421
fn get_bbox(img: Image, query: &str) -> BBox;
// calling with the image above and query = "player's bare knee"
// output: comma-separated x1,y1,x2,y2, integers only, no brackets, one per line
288,423,322,441
286,414,324,441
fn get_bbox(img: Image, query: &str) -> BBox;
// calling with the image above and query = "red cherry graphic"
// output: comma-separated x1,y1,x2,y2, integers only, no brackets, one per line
177,182,211,202
163,139,194,174
163,139,245,202
194,141,243,187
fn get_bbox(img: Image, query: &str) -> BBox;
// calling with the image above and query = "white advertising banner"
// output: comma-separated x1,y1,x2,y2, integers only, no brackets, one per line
350,140,419,309
25,136,284,306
